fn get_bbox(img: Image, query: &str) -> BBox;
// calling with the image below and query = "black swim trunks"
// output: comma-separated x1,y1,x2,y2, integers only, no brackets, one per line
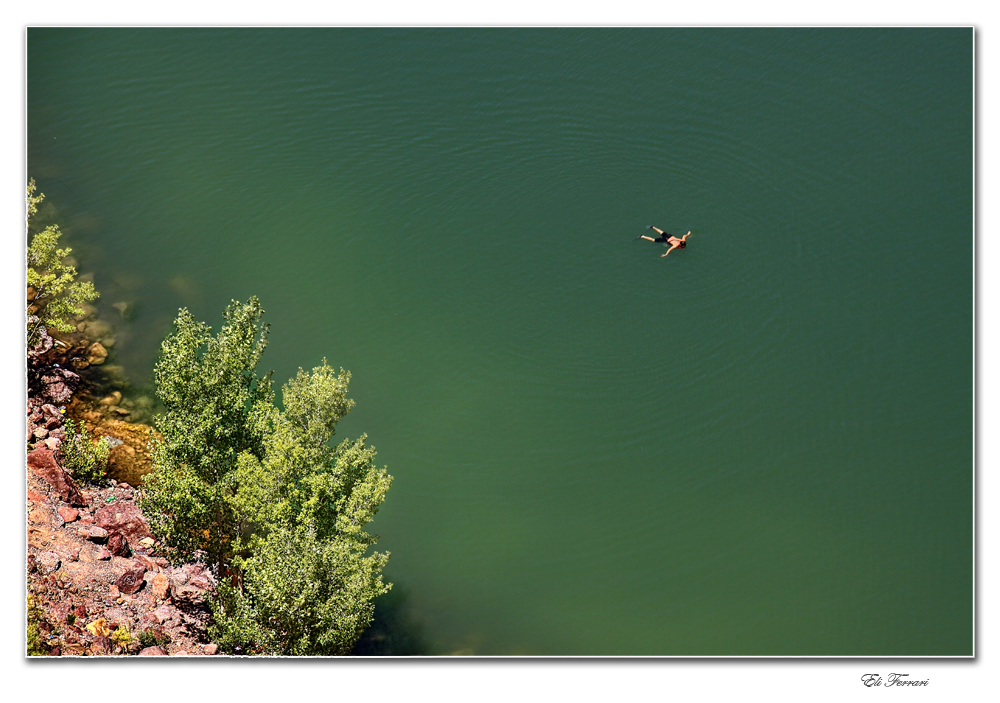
654,234,671,243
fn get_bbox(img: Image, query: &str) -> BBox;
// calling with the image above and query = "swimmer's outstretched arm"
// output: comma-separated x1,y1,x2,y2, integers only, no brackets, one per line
681,231,692,241
661,243,679,257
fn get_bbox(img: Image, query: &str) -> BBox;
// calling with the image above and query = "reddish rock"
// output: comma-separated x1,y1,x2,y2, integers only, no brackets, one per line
203,643,218,655
36,551,61,573
154,605,172,623
138,646,165,656
108,532,131,557
132,554,160,571
26,488,46,503
171,584,206,607
94,503,153,541
51,602,73,623
151,573,170,599
90,636,112,655
69,549,80,561
74,604,87,619
86,525,109,542
171,650,188,656
57,506,79,523
115,567,146,595
27,448,85,506
36,367,80,404
79,545,107,563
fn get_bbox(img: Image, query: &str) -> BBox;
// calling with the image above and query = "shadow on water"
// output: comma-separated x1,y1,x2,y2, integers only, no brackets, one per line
352,582,430,656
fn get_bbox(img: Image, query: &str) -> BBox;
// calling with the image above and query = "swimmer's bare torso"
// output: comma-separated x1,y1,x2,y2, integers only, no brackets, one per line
638,226,692,257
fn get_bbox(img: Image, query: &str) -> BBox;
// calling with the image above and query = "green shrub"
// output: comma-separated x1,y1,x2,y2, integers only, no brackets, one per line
26,179,99,348
137,628,170,648
60,418,111,484
142,298,392,655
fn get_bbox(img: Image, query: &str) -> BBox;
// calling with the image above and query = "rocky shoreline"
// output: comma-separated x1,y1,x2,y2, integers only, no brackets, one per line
26,304,220,657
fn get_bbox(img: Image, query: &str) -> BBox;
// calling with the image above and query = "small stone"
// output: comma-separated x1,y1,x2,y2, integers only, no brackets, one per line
108,585,120,598
116,567,146,595
203,643,218,655
139,537,155,549
96,548,112,560
110,407,131,416
90,636,112,655
171,650,188,656
42,437,61,452
86,525,109,542
154,605,172,623
151,573,170,600
138,646,166,656
98,391,123,406
36,551,61,573
69,549,80,561
32,426,49,440
57,507,80,523
108,532,131,557
86,342,108,366
101,337,116,348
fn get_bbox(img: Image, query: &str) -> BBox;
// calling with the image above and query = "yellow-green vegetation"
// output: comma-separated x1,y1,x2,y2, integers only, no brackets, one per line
26,595,49,656
140,298,393,655
111,624,133,651
26,179,99,348
61,418,112,484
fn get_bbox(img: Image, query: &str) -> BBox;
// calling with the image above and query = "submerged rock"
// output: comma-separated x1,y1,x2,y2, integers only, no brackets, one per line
98,391,122,406
87,342,108,366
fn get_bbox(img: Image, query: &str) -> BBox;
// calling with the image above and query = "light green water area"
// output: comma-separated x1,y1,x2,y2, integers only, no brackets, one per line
28,28,972,655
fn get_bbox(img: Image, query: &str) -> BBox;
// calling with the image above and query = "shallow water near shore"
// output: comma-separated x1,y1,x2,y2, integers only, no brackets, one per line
28,28,972,655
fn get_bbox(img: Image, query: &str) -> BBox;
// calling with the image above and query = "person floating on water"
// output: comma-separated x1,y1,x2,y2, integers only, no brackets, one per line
637,226,692,257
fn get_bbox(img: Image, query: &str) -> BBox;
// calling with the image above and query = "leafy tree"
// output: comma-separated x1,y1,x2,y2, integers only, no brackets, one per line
26,179,99,348
140,297,274,574
140,298,392,655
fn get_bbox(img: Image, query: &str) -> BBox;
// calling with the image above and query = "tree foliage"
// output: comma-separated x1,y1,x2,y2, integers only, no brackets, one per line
140,298,392,655
140,297,274,572
26,179,99,347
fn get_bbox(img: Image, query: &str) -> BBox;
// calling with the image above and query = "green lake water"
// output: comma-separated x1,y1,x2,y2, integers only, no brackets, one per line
27,28,972,655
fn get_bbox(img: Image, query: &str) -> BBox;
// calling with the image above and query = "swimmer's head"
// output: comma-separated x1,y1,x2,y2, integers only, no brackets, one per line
679,240,686,249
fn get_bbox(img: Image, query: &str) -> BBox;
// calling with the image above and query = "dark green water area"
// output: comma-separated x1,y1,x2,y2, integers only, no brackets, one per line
27,28,972,655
